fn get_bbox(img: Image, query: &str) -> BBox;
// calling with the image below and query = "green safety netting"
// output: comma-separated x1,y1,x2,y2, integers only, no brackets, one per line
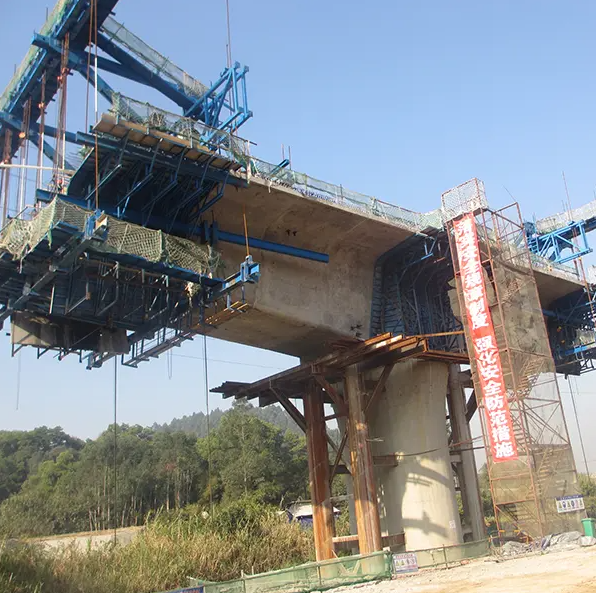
188,551,392,593
0,198,221,277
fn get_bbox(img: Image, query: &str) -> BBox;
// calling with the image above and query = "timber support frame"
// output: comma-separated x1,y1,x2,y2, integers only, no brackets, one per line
213,332,467,560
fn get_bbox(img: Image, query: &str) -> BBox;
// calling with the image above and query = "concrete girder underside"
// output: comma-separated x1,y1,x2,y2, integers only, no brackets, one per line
205,178,418,358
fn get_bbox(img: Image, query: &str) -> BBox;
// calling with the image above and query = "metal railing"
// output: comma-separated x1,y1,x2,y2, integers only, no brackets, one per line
249,157,442,233
536,199,596,234
110,94,250,162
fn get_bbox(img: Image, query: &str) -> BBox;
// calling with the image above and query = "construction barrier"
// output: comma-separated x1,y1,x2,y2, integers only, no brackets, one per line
188,550,392,593
181,541,491,593
405,539,491,570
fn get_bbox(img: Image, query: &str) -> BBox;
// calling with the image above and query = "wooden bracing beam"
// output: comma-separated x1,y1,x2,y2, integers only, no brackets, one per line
330,428,350,480
345,365,382,554
313,374,348,416
304,380,335,561
269,387,307,433
365,363,394,413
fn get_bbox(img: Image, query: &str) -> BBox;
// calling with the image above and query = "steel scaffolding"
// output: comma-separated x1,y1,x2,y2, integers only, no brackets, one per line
444,182,583,540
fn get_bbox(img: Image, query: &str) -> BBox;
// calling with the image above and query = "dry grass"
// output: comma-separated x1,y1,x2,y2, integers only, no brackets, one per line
1,507,314,593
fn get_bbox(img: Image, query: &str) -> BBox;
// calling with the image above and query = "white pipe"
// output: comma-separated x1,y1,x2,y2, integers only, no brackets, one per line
0,164,75,174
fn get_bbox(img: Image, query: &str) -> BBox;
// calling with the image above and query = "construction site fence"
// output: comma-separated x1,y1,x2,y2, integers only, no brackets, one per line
187,550,392,593
179,541,491,593
249,157,443,233
407,539,491,570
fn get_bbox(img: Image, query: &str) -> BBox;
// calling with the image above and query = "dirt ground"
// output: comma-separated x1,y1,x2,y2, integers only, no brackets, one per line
344,546,596,593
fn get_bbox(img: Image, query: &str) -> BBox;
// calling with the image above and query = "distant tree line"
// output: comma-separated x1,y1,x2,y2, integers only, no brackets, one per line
0,402,311,538
151,403,303,437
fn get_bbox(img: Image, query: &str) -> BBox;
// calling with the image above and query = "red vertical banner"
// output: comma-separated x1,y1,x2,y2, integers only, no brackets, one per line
453,214,518,462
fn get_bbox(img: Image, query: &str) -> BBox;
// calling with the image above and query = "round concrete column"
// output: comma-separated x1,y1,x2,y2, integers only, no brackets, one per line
368,359,463,550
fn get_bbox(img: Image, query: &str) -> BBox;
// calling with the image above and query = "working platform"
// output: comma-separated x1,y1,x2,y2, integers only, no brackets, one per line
214,332,468,408
0,198,259,366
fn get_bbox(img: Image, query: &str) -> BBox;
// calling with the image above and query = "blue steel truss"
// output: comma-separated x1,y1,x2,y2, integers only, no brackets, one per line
0,0,119,161
0,0,261,368
544,286,596,376
523,205,596,374
526,220,594,264
0,201,260,367
0,0,254,236
0,1,252,160
0,0,323,260
0,0,332,368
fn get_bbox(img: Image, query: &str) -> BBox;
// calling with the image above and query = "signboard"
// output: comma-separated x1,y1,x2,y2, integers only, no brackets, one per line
392,552,418,574
453,214,518,462
556,495,585,514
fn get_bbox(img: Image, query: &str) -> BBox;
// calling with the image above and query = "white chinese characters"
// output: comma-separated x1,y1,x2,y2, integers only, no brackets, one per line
454,214,518,462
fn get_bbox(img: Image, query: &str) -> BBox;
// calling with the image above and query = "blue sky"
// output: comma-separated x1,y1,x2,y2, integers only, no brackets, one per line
1,0,596,469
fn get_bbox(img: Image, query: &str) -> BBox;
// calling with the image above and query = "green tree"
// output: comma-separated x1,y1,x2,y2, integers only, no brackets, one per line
202,403,308,506
0,406,311,538
478,464,495,518
0,426,82,503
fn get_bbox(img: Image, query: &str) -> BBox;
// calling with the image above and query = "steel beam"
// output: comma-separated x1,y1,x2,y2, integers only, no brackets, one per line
216,229,329,263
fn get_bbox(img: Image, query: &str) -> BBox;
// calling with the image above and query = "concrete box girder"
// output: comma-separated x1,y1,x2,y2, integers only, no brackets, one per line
206,178,582,357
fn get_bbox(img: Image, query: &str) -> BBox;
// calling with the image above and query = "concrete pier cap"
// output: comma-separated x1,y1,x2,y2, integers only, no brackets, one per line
367,359,463,550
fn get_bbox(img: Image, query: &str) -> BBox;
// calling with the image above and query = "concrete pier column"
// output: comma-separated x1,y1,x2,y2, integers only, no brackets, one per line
345,365,383,554
447,364,485,542
368,360,463,550
304,380,335,561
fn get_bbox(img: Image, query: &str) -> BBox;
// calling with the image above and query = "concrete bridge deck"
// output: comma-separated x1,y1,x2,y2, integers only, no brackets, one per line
208,175,583,358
